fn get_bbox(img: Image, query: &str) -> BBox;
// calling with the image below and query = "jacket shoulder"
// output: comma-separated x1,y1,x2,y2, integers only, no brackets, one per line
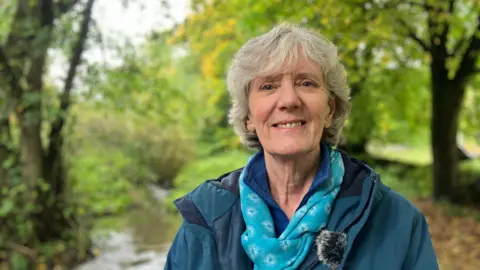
368,183,438,269
369,180,430,244
173,168,243,227
378,183,423,218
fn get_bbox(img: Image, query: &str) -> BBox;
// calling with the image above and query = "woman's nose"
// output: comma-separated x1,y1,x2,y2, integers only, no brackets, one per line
277,80,301,111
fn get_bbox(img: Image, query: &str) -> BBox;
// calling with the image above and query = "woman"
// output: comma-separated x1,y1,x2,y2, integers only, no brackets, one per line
165,24,438,270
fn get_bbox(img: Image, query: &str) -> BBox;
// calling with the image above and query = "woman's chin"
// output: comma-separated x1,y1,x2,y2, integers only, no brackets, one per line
265,143,314,158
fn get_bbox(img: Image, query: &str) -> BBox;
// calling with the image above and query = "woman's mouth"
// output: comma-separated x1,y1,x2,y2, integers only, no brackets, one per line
273,121,306,128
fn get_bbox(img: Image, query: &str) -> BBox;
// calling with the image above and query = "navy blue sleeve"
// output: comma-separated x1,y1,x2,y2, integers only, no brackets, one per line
164,222,219,270
402,213,439,270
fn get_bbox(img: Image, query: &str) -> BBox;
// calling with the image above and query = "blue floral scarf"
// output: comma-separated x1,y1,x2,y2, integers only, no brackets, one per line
240,147,345,269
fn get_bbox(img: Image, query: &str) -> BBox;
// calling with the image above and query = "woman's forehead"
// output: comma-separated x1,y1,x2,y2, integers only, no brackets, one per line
256,57,323,79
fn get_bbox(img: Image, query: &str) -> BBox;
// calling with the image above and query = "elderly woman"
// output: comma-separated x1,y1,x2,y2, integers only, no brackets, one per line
165,24,438,269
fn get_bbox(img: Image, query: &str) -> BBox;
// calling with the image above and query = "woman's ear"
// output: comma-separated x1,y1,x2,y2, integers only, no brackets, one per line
325,98,336,128
246,117,255,132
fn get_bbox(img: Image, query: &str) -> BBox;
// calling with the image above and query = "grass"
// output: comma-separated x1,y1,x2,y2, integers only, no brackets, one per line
367,143,432,165
368,139,480,166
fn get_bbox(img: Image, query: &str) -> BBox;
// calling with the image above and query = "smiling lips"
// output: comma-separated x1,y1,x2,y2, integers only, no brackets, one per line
272,120,306,128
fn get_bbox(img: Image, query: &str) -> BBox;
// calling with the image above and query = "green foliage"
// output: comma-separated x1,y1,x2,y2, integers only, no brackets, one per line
346,67,431,144
68,147,134,215
461,76,480,137
376,165,433,199
66,103,196,216
0,175,36,244
83,31,218,140
0,0,15,44
9,252,29,270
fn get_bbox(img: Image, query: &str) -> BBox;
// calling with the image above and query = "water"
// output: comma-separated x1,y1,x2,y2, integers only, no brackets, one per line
75,186,181,270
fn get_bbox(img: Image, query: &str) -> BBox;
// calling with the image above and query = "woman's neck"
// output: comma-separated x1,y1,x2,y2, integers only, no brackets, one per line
264,147,321,219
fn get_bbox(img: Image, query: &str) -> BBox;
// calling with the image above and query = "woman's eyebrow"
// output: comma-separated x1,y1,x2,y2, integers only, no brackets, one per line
296,72,321,80
261,73,283,81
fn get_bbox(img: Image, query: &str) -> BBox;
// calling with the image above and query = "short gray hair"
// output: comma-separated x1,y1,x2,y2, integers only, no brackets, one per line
227,23,351,149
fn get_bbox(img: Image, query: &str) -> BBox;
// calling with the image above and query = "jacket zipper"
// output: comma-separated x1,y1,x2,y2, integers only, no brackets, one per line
305,174,378,270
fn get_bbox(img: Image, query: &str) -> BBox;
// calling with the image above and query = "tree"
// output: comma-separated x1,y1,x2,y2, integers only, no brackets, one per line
0,0,96,247
365,0,479,201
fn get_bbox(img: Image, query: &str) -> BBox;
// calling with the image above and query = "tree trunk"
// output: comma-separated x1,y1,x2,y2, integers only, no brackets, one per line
20,30,51,206
0,117,11,184
0,149,8,184
36,0,96,241
37,146,68,242
19,115,43,194
430,65,466,201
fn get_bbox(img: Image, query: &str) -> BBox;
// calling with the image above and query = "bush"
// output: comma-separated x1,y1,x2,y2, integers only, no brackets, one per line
65,104,196,216
67,147,135,216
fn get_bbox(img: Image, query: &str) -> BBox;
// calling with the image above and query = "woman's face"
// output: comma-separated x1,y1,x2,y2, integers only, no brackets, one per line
246,56,335,158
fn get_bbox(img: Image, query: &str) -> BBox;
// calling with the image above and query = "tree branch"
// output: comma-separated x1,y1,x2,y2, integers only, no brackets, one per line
450,36,467,56
0,116,13,184
453,15,480,84
439,0,455,47
61,0,95,112
40,0,55,26
374,0,434,53
397,18,431,52
47,0,96,160
6,242,37,259
56,0,80,15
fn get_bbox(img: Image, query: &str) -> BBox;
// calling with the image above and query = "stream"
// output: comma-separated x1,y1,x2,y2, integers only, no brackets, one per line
74,185,181,270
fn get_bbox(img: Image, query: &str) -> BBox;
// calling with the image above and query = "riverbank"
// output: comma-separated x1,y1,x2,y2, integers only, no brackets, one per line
74,186,181,270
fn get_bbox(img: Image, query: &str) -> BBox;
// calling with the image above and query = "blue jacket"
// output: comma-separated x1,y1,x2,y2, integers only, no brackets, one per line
165,152,439,269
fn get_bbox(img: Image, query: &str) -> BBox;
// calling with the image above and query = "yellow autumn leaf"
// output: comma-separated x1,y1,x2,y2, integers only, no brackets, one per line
168,25,185,45
227,18,236,27
36,263,48,270
92,247,101,257
424,53,432,63
381,54,390,64
165,66,177,76
344,17,351,25
201,54,216,77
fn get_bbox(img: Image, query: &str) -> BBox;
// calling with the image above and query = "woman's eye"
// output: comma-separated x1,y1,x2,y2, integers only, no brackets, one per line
301,81,317,87
260,84,275,91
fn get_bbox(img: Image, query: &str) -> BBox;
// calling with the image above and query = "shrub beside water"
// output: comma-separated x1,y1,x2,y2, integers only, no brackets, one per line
66,106,196,217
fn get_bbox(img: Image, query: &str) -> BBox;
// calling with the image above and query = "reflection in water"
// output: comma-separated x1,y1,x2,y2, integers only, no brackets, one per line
126,201,182,254
75,186,181,269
